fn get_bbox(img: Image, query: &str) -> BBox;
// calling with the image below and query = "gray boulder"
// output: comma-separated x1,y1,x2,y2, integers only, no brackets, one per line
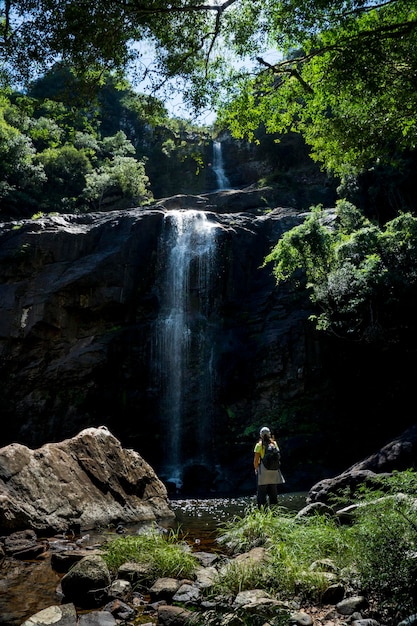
307,423,417,504
60,554,111,608
0,426,175,533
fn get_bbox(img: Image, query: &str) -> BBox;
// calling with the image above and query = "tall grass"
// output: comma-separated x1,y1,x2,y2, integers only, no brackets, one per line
101,524,198,583
214,505,352,601
212,472,417,622
100,472,417,624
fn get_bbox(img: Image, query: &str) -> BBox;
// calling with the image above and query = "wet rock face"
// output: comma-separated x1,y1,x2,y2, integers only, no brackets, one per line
0,207,164,448
0,427,174,533
0,194,318,491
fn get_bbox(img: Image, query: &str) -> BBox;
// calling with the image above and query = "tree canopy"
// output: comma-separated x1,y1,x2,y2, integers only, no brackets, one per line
0,68,213,218
217,0,417,178
2,0,417,177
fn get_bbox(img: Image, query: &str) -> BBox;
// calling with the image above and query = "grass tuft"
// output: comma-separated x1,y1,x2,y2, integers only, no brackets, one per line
102,524,198,583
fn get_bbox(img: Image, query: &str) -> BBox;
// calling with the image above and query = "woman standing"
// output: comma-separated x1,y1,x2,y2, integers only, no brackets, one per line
254,426,285,507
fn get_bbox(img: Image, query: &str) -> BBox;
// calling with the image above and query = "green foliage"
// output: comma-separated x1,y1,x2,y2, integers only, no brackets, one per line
218,0,417,178
383,469,417,496
2,0,417,185
213,474,417,621
215,506,352,602
83,154,151,210
36,144,92,211
102,525,198,583
347,489,417,618
0,66,212,217
3,0,415,184
0,95,46,216
264,201,417,341
263,205,334,286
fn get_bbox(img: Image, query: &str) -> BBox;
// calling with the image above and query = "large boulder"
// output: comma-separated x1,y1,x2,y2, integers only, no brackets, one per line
0,426,175,533
307,424,417,504
60,554,111,608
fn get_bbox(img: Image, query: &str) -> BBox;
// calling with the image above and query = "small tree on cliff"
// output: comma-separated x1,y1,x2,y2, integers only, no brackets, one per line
263,201,417,342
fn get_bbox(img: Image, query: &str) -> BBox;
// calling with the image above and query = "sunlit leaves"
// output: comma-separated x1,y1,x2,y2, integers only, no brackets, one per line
3,0,417,177
265,201,417,341
264,205,334,285
219,0,417,177
83,155,151,210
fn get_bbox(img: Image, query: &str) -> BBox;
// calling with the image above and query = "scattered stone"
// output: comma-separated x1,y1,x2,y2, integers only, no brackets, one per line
77,611,117,626
172,582,201,603
193,551,219,567
238,597,290,618
117,560,153,584
107,578,132,599
234,589,272,606
157,604,197,625
336,595,368,615
3,529,48,559
20,603,77,626
309,558,338,573
60,554,111,608
289,610,314,625
296,502,335,520
233,547,266,565
103,598,135,620
51,548,102,573
149,577,182,602
194,565,218,588
321,583,345,604
323,607,339,621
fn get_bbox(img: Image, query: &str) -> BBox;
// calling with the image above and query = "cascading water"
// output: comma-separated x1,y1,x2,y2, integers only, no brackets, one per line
154,210,219,490
212,141,231,190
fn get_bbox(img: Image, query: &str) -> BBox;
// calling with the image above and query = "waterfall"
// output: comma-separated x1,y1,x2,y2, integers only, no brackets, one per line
212,141,231,190
154,210,218,489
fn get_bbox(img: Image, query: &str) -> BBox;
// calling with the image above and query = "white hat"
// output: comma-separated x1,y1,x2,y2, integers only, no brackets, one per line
259,426,270,437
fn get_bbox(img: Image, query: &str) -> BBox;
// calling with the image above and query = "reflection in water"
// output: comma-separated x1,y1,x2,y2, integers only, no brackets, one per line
167,493,308,552
0,557,61,626
0,494,307,625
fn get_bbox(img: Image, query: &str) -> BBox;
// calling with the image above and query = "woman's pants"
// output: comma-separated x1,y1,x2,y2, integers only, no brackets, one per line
257,483,278,507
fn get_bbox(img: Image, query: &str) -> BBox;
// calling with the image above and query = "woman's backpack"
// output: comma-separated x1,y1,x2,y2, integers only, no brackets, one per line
262,443,281,470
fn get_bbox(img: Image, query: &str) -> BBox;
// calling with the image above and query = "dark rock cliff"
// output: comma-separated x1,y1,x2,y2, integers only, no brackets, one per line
0,189,416,496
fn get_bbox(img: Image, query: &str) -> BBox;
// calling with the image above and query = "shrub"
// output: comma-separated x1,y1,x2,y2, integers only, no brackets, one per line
214,506,352,602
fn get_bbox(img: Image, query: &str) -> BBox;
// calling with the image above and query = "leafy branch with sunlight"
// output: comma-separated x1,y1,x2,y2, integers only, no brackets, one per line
263,201,417,342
